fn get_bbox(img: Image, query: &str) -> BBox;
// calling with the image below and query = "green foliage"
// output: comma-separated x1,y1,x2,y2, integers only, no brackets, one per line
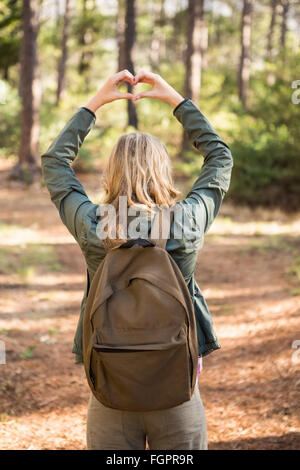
48,328,59,336
288,257,300,283
1,1,299,210
0,413,10,422
174,53,300,211
227,56,300,211
0,0,21,73
20,344,36,360
0,81,20,160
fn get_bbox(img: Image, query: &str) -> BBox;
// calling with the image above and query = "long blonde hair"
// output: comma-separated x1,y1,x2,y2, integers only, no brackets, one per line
101,132,180,210
100,132,180,250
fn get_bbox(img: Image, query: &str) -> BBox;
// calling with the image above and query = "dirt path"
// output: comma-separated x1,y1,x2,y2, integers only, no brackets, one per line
0,172,299,450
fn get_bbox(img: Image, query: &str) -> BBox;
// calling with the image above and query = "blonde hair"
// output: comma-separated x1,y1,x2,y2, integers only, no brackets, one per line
101,132,180,210
100,132,180,250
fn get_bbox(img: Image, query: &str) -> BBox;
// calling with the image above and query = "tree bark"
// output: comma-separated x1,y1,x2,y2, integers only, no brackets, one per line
78,0,88,74
124,0,138,129
181,0,204,153
77,0,96,92
78,0,88,75
56,0,71,105
13,0,41,181
117,0,126,71
150,0,166,71
238,0,253,108
280,0,289,51
200,14,208,69
267,0,278,58
184,0,204,103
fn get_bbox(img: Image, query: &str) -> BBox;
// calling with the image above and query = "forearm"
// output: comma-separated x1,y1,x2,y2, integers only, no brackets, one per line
41,107,95,210
174,99,234,196
165,90,185,109
84,94,104,114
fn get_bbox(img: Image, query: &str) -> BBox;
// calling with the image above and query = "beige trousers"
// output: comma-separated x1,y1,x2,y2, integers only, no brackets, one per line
86,380,207,450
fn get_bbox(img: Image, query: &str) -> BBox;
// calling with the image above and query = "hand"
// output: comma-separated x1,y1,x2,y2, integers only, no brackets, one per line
133,71,184,108
84,70,137,113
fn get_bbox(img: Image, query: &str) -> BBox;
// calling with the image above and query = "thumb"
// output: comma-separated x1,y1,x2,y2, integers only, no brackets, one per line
135,91,155,100
118,92,136,100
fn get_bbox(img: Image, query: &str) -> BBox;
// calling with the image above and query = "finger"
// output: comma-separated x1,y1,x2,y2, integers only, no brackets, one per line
117,69,134,80
133,71,145,84
116,69,135,86
135,91,156,99
134,71,154,85
120,76,135,86
116,92,137,100
134,72,151,84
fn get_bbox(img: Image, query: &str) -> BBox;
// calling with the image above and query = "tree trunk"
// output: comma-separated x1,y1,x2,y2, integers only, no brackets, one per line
170,0,185,62
266,0,279,85
3,66,9,81
150,0,165,71
200,14,208,69
13,0,41,181
267,0,278,58
181,0,204,153
238,0,253,108
184,0,204,103
78,0,94,89
78,0,87,74
56,0,71,105
117,0,126,71
124,0,138,129
78,0,95,92
280,0,289,51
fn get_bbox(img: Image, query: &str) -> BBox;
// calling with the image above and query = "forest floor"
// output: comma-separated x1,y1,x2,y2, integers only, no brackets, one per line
0,164,299,450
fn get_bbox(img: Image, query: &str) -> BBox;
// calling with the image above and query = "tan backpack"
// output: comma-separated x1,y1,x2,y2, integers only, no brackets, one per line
82,210,199,411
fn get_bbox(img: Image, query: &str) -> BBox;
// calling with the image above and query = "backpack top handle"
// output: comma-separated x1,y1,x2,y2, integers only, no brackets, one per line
120,238,155,249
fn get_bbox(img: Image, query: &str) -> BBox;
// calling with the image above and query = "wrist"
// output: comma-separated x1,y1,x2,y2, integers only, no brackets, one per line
167,91,185,109
84,93,104,113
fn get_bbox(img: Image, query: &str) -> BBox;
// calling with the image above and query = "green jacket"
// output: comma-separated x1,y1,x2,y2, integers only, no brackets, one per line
41,98,233,364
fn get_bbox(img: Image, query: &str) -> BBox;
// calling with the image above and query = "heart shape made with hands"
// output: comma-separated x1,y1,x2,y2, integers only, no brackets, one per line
117,72,155,99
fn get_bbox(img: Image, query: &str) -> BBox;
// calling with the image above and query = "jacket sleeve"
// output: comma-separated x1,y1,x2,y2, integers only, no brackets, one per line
41,107,97,242
173,98,234,235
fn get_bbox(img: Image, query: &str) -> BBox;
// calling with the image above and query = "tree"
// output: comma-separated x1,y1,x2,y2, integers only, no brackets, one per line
13,0,41,181
181,0,205,153
184,0,205,103
117,0,126,71
266,0,280,86
56,0,71,105
78,0,89,75
169,1,186,63
150,0,166,71
267,0,278,58
200,6,208,69
238,0,253,108
280,0,290,51
0,0,21,80
76,0,100,91
124,0,138,129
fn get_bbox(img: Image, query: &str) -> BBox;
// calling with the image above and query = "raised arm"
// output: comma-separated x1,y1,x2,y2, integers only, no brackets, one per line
134,71,234,236
41,107,97,242
173,99,234,234
41,70,137,243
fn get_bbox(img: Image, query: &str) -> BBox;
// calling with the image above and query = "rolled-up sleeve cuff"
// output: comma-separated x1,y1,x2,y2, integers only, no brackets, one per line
80,106,96,120
173,98,191,116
